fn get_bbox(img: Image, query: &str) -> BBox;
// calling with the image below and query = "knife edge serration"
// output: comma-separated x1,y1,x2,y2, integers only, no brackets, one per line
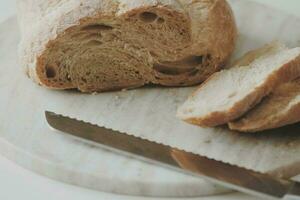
45,111,297,199
45,111,274,174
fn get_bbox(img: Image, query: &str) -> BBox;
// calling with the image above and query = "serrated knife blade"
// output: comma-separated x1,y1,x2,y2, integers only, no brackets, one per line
45,111,300,200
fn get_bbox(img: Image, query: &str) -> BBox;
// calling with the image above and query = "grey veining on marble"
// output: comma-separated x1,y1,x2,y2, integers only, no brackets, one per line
0,0,300,197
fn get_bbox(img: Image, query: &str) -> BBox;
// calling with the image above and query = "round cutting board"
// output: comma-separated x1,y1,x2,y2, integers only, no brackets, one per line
0,17,229,197
2,0,300,197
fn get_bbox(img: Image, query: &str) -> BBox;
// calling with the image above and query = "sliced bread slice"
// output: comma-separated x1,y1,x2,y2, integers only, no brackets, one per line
177,42,300,127
229,78,300,132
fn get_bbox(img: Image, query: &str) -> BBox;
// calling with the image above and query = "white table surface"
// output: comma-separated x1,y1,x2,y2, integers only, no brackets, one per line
0,1,299,200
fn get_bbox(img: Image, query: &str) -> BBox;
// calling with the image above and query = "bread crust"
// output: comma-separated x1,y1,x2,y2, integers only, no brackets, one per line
18,0,237,92
229,79,300,132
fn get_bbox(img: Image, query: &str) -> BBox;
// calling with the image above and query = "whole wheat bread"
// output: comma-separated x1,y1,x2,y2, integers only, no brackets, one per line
177,42,300,127
17,0,237,92
229,78,300,132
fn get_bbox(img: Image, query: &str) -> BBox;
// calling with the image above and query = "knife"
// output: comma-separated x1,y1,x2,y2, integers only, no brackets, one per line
45,111,300,200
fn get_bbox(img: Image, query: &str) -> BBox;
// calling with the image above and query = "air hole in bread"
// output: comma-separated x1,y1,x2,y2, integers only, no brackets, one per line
162,56,203,66
154,63,196,75
190,56,204,65
206,54,212,60
45,65,56,78
188,69,199,76
81,77,87,83
81,24,113,31
82,33,102,41
65,74,71,81
139,12,158,23
71,31,86,38
87,40,103,46
157,17,165,24
150,51,158,57
154,56,205,75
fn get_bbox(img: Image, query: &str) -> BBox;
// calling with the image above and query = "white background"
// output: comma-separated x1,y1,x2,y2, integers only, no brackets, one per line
0,1,299,200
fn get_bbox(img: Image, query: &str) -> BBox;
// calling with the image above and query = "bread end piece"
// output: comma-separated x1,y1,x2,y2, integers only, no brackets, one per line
229,78,300,132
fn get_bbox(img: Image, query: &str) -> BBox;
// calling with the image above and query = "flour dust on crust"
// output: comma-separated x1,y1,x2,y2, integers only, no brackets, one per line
18,0,237,92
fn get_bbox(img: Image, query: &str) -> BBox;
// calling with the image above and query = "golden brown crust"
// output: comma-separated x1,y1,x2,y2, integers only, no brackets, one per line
229,79,300,132
208,0,238,67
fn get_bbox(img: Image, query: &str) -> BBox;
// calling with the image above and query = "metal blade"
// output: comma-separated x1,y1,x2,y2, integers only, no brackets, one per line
45,111,300,200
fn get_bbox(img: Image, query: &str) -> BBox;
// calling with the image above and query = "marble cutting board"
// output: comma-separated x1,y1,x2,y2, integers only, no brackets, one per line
0,0,300,197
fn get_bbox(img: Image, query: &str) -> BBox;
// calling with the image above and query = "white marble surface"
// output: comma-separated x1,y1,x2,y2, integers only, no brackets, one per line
0,16,230,198
0,1,300,200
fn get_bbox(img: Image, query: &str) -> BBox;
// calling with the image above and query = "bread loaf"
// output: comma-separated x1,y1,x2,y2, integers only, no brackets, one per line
17,0,237,92
229,78,300,132
177,42,300,127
